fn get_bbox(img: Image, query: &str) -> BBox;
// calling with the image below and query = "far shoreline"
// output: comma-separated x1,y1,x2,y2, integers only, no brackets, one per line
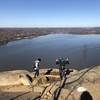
0,27,100,46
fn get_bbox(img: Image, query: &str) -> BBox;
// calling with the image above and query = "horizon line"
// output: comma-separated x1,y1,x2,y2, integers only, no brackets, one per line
0,26,100,28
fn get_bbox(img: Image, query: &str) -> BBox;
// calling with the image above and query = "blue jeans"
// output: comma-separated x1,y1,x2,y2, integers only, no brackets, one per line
59,69,65,80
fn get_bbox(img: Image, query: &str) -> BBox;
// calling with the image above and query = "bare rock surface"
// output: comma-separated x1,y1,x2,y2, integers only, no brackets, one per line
0,70,33,86
0,66,100,100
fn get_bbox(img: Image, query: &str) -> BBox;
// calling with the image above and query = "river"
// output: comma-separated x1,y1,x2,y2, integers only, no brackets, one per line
0,34,100,71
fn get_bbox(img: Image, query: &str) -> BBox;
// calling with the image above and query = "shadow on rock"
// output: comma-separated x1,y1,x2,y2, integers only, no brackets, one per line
80,91,93,100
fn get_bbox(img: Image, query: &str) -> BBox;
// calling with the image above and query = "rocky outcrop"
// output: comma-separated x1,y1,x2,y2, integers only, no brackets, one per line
0,66,100,100
0,70,33,86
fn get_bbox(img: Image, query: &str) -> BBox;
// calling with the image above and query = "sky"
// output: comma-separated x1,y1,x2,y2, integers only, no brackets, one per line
0,0,100,27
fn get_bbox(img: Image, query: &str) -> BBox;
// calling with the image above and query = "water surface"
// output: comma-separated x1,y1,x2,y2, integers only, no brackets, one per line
0,34,100,71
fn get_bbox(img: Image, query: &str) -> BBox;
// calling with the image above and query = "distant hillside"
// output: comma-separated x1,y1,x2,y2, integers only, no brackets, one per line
0,27,100,45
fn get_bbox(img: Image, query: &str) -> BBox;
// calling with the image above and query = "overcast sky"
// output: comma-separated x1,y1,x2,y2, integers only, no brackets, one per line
0,0,100,27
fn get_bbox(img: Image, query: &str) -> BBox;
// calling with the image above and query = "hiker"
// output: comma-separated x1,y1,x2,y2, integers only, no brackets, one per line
56,57,69,80
33,58,41,78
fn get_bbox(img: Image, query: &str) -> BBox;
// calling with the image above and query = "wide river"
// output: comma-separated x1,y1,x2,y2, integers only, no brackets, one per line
0,34,100,71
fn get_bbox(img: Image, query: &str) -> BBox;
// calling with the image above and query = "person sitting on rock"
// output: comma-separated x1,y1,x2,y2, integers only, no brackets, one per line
56,57,69,80
33,58,41,78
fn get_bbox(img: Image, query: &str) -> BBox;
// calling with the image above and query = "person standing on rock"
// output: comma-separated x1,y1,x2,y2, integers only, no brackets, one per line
56,57,69,80
33,58,41,78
